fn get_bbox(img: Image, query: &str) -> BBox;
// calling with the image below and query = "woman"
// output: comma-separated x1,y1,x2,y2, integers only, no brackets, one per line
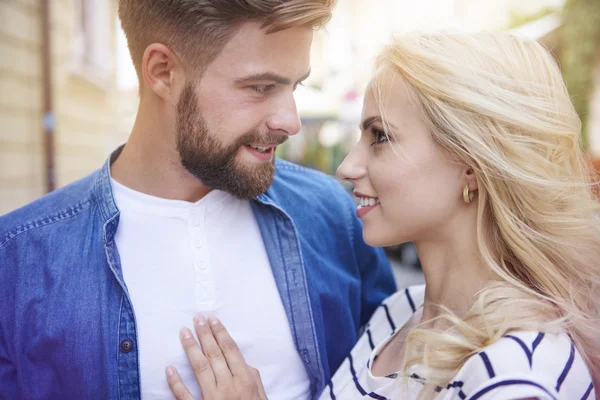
166,32,599,399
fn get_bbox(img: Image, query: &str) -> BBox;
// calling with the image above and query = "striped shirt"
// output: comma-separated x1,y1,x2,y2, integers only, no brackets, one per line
320,285,595,400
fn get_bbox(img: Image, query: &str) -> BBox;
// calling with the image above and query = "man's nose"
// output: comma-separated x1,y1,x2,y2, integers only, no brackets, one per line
266,93,301,136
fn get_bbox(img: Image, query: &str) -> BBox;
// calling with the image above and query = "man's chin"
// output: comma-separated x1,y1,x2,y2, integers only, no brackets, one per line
220,163,275,200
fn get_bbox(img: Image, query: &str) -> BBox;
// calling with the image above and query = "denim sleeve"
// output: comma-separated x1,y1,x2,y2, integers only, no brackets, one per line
0,251,17,398
0,355,17,399
343,195,398,327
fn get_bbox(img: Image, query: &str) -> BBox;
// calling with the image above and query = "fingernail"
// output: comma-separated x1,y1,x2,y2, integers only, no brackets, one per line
180,328,192,340
194,314,206,326
208,315,219,326
166,366,174,377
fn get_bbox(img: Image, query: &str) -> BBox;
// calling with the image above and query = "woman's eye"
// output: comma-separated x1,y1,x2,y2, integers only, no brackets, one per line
370,127,389,146
251,85,276,94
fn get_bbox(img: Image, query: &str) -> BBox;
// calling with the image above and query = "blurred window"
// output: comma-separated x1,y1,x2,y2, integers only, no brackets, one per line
71,0,111,84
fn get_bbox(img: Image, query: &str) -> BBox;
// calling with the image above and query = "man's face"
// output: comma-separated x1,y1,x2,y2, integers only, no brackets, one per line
176,21,313,200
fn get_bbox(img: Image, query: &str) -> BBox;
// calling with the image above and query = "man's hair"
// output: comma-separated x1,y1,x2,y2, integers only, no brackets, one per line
118,0,336,78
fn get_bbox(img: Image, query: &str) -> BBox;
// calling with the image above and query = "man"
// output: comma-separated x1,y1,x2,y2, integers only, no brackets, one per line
0,1,396,399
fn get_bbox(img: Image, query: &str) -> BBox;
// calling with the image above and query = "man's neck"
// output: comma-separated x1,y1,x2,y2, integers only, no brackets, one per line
111,117,212,203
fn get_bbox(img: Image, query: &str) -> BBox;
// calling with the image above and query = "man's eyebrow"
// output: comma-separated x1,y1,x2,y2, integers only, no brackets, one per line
235,69,311,86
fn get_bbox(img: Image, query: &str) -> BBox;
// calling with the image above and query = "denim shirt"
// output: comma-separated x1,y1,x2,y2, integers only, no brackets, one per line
0,151,396,400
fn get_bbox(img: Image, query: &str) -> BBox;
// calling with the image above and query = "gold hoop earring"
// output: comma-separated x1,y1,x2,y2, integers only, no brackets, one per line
463,184,474,204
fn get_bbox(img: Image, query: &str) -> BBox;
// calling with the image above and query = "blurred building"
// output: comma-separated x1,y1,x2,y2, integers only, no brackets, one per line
455,0,565,30
0,0,121,214
310,0,565,94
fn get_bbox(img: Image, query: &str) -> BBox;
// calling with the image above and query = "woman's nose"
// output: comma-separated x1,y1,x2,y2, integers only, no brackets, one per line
336,145,367,182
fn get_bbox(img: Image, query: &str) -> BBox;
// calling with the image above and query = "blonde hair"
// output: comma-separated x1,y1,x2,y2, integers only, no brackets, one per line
373,32,600,396
118,0,335,78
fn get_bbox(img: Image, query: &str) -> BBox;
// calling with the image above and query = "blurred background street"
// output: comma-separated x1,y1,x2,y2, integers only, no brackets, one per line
1,0,599,274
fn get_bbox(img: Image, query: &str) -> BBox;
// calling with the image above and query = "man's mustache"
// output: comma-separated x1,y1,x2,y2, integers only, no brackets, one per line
237,132,289,147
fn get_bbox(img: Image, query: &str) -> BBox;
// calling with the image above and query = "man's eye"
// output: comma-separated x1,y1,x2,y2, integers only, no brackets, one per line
370,127,389,146
251,85,276,94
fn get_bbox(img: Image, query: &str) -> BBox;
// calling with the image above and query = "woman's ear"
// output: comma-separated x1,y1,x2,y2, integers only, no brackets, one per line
462,167,478,203
464,167,478,190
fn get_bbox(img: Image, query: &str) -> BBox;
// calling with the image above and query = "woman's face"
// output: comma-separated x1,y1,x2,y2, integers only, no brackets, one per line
337,72,470,247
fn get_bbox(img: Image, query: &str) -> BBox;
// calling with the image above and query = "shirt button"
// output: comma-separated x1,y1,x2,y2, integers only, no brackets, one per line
190,214,202,226
196,260,208,271
120,339,133,353
302,349,310,363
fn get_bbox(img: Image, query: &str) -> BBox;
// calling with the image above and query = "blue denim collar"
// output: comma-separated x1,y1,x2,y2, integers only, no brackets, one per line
93,146,123,223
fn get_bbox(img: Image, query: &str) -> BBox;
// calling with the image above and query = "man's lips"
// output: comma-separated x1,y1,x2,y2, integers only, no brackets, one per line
248,144,278,150
247,139,286,147
244,145,275,161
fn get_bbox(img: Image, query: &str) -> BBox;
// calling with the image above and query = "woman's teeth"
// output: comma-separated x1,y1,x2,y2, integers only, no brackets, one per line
358,197,380,207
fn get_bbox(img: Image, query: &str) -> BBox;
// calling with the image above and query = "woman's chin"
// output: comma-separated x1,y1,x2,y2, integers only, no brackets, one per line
363,231,399,249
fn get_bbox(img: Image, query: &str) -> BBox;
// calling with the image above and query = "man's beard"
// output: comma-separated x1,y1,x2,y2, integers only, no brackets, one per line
176,83,286,200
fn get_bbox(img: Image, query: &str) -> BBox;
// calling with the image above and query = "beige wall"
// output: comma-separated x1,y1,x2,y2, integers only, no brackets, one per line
0,0,45,213
0,0,120,215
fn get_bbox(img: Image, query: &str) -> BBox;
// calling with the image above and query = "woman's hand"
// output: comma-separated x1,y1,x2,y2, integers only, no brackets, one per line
166,315,267,400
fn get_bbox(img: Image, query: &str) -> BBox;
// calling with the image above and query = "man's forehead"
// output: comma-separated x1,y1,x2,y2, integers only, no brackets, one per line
221,21,311,56
206,26,313,82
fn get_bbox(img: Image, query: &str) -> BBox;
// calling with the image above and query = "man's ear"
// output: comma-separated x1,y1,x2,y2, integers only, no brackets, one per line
141,43,182,102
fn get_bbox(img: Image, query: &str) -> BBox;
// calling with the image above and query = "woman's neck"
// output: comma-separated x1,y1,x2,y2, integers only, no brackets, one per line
415,217,493,328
